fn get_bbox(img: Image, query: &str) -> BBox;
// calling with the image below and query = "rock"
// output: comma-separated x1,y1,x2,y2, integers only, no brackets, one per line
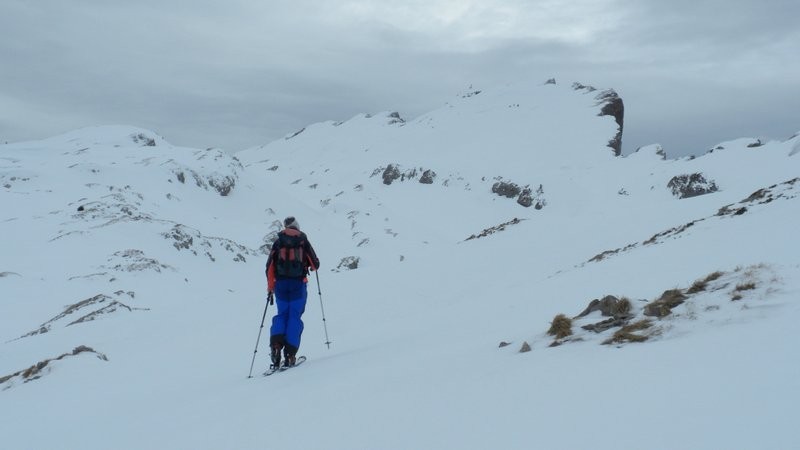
335,256,360,271
643,289,687,317
464,218,523,241
387,112,405,125
572,82,596,92
517,187,533,207
581,316,632,333
131,133,156,147
208,175,235,196
419,169,436,184
595,89,624,156
286,128,305,140
746,139,763,148
492,181,521,198
574,295,631,318
382,165,401,185
668,173,719,199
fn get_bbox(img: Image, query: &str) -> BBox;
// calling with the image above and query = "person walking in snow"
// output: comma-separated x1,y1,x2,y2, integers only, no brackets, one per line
265,216,320,369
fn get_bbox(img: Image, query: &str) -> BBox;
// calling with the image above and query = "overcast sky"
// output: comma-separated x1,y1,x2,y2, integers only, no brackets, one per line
1,1,798,157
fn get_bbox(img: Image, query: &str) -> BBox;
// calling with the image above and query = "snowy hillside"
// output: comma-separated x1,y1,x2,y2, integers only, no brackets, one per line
2,81,799,450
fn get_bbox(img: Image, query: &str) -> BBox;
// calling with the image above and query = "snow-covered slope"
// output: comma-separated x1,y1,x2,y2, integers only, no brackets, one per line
2,81,799,450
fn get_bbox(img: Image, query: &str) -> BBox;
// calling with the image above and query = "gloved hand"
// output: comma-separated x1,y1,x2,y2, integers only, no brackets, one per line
267,291,274,305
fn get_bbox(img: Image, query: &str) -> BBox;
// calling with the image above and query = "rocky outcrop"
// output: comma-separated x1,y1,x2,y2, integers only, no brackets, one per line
643,289,688,317
334,256,360,272
668,173,719,199
716,177,799,217
419,169,436,184
491,181,521,198
131,133,156,147
465,218,524,241
575,295,632,319
595,89,624,156
375,164,438,185
14,292,146,340
168,149,242,197
0,346,108,389
162,224,257,262
104,249,173,273
382,165,402,185
387,112,405,125
570,83,624,156
491,181,546,209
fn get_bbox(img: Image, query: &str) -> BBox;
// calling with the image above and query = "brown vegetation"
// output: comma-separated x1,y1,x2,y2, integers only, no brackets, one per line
547,314,573,339
687,271,725,294
603,320,653,345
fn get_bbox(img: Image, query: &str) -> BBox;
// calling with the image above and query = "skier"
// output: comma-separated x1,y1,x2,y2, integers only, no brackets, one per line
265,216,320,369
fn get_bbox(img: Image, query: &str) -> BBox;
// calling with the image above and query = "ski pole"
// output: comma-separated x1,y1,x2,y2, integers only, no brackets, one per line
315,271,332,349
247,294,272,378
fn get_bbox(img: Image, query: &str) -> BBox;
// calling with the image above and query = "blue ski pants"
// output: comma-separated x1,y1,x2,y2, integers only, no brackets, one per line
270,278,308,350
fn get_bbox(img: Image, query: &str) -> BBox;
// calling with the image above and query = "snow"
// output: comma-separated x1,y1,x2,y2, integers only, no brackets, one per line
2,81,799,449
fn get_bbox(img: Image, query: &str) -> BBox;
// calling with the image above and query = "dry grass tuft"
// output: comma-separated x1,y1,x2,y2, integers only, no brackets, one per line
731,281,757,301
547,314,573,339
603,320,653,345
687,271,724,294
735,282,756,291
611,297,632,317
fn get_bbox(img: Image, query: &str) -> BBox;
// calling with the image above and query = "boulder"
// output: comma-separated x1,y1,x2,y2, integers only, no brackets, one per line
668,173,719,199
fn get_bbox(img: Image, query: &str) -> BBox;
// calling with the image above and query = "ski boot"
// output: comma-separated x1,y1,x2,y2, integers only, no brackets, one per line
270,343,282,370
283,353,297,368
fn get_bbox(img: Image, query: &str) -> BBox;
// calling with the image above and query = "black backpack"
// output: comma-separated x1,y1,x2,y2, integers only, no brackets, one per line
275,231,306,278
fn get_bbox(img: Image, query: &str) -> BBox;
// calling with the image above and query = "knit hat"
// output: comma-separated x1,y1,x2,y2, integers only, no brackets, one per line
284,216,300,230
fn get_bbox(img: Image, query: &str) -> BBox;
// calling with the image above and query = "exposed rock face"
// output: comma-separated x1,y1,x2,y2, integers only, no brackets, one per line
746,139,763,148
570,82,624,156
382,164,402,185
0,346,109,388
419,169,436,184
517,187,533,207
491,181,521,198
643,289,688,317
491,181,545,209
131,133,156,147
595,89,624,156
169,151,242,197
376,164,438,185
334,256,360,271
575,295,627,318
162,224,255,262
14,292,146,340
207,175,236,196
465,218,523,241
668,173,719,199
387,112,405,125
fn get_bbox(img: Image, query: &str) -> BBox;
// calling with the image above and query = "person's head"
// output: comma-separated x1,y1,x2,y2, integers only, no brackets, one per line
284,216,300,230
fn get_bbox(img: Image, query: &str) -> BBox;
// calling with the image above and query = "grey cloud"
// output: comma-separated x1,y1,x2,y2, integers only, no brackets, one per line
0,1,797,156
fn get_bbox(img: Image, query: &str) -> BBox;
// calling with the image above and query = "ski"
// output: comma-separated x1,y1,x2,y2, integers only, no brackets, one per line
263,356,306,376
